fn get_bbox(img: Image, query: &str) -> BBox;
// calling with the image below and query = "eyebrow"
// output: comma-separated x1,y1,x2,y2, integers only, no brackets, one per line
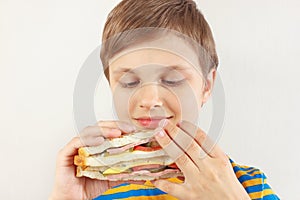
112,67,134,74
112,65,189,74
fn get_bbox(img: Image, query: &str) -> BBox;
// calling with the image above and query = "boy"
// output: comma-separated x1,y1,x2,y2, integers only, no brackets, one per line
49,0,279,199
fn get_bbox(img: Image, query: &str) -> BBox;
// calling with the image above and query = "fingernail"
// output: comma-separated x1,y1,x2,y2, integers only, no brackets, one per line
157,130,165,138
176,120,183,126
96,136,105,144
110,128,122,135
159,119,168,128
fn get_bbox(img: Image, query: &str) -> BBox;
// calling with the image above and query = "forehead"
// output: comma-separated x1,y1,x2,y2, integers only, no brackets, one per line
110,49,195,72
108,34,200,72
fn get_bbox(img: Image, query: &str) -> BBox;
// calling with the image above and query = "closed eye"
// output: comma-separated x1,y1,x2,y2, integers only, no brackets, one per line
161,79,185,86
119,80,141,88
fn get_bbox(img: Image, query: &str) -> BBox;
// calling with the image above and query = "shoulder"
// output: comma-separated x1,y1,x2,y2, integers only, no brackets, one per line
229,157,280,200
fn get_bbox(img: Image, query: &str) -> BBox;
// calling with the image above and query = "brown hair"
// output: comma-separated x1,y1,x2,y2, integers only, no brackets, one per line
100,0,218,81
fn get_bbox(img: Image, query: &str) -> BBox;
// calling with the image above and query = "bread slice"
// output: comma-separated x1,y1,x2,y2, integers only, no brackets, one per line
78,130,155,157
77,167,183,181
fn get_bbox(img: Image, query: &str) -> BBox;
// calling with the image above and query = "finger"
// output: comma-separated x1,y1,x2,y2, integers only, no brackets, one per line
160,119,195,158
183,139,210,169
155,129,199,182
153,179,185,199
178,120,225,158
79,135,105,147
79,121,136,147
158,120,209,168
96,120,136,133
79,125,121,137
57,137,84,168
79,126,122,147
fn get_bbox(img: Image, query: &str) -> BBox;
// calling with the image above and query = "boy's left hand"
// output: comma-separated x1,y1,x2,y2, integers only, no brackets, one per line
153,119,251,200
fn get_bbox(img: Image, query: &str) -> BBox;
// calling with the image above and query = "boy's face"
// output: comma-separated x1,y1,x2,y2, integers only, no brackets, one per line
108,35,216,129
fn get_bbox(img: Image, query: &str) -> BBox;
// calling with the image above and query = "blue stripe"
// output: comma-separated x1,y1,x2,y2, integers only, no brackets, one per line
230,158,264,175
261,193,281,200
233,165,255,172
245,184,263,193
245,183,271,194
237,172,267,185
111,183,130,188
245,168,260,174
93,188,166,200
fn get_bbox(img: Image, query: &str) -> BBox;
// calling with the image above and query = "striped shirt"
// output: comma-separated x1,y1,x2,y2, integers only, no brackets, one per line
93,157,280,200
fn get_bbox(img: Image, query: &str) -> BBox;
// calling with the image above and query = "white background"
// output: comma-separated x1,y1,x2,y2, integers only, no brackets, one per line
1,0,299,199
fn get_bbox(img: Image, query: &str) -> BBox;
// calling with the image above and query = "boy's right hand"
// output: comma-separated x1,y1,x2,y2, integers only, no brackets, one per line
49,121,143,200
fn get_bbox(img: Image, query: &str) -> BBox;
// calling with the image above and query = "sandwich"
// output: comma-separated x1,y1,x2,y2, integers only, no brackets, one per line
74,130,183,181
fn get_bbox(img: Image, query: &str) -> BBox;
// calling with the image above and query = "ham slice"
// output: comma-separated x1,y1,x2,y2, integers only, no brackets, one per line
106,169,181,180
131,164,162,172
106,138,151,155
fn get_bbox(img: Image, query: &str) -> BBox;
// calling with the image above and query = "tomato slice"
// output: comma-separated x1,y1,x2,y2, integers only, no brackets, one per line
133,145,162,151
168,163,179,169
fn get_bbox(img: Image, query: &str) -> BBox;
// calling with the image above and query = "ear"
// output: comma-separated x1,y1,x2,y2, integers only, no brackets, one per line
201,68,217,105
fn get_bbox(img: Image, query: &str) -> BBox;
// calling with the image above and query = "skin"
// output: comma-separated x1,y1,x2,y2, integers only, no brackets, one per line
49,121,146,200
109,48,204,128
50,43,251,199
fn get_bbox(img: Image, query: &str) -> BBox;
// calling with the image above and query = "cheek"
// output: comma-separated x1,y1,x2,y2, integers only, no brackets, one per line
171,85,201,124
168,97,181,112
112,86,133,121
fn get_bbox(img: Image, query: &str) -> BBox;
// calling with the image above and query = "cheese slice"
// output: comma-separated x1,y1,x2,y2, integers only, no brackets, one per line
102,156,174,175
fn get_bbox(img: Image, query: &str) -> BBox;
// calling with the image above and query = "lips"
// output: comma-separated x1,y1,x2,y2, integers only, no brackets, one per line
134,116,173,128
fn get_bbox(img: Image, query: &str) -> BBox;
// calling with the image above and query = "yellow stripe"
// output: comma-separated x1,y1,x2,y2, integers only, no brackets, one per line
231,162,262,173
230,162,252,169
235,170,263,179
143,178,183,187
231,162,264,177
235,170,249,178
248,170,263,176
241,178,263,187
164,178,183,184
119,194,178,200
248,190,263,199
244,167,258,173
264,179,267,184
102,184,155,195
262,188,276,197
103,178,183,195
248,189,275,199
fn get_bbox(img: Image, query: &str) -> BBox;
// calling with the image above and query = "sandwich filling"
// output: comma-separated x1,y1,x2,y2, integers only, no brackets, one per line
74,130,183,180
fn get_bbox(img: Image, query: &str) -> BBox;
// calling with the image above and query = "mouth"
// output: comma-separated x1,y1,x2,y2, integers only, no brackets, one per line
133,116,173,128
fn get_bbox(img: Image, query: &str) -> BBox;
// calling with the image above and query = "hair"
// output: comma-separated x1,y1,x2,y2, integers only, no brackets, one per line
100,0,218,82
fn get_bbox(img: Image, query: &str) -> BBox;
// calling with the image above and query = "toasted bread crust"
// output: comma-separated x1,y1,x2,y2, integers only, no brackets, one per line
76,167,183,181
74,155,86,166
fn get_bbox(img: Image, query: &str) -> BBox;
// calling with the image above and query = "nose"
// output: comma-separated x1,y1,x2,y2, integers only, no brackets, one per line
137,84,163,109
